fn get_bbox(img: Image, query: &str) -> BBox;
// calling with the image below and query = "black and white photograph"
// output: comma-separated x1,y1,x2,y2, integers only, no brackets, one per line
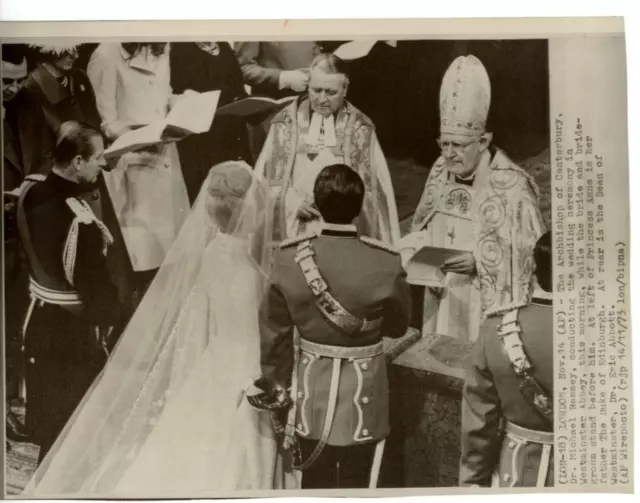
0,19,631,498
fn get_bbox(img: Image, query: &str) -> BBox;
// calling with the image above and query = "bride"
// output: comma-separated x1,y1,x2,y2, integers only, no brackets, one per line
23,161,297,498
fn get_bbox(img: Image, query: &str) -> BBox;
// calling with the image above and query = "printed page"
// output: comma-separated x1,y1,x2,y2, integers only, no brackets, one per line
165,90,220,135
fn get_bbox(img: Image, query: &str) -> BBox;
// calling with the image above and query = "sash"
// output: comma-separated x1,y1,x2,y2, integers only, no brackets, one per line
499,309,553,423
294,239,382,334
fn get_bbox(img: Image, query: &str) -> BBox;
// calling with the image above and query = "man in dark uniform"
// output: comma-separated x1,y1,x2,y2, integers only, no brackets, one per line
258,163,412,489
17,121,128,465
460,231,554,488
23,43,135,314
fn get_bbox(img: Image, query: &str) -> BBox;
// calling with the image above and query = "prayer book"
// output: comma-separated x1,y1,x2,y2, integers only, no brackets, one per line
216,95,298,118
397,231,468,287
104,90,221,159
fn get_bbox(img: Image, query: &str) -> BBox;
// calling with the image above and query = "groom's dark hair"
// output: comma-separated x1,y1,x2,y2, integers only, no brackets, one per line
313,164,364,224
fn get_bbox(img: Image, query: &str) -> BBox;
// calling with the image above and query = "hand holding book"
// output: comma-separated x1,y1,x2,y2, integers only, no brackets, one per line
104,90,221,160
441,252,476,275
397,231,470,287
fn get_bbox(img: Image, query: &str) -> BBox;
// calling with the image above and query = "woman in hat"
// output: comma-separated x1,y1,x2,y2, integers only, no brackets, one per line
20,43,100,173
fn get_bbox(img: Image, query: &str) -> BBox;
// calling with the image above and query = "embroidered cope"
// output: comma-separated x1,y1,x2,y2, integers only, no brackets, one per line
254,98,400,245
411,148,545,340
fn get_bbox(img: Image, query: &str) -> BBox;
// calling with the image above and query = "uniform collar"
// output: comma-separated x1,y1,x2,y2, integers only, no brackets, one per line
320,222,358,238
48,171,96,197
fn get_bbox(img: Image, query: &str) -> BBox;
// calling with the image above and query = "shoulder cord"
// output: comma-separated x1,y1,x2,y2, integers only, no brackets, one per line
63,198,114,285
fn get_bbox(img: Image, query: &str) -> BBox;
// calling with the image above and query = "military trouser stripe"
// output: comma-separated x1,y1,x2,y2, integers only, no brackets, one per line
537,444,552,487
368,439,386,488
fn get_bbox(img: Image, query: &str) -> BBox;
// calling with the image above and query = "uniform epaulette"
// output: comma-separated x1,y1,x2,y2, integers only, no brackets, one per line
65,197,97,225
359,236,399,255
279,232,318,249
25,174,46,183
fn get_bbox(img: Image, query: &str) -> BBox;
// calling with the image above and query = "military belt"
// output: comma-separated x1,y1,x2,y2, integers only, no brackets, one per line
502,420,553,488
505,420,553,445
29,277,82,307
299,338,384,360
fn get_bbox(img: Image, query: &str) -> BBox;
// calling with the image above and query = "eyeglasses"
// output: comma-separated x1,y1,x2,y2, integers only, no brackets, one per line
437,138,480,153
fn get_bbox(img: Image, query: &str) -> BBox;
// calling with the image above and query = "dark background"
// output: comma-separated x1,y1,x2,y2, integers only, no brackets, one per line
343,39,550,166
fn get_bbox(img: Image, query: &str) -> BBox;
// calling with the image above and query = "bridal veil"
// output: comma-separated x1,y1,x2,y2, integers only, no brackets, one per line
22,161,278,497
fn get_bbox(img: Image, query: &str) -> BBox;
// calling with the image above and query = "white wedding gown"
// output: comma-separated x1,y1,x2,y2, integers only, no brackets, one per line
110,233,287,496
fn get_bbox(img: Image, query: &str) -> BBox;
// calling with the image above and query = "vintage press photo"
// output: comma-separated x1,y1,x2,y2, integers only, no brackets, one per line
0,17,632,498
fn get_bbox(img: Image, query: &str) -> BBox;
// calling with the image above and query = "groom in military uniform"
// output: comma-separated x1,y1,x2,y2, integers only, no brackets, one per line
256,163,412,489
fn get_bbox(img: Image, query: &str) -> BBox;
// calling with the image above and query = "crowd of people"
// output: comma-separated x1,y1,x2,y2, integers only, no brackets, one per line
3,40,553,494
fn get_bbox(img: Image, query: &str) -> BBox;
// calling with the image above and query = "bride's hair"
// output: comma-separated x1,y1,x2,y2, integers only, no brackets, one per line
206,161,254,233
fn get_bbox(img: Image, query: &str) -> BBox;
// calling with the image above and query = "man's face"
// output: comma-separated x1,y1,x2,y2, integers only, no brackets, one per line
2,57,28,102
76,136,106,185
308,68,347,117
438,133,490,178
53,49,78,73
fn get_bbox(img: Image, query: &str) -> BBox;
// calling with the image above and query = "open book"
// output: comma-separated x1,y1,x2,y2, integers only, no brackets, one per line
216,95,298,118
104,90,221,159
398,231,468,287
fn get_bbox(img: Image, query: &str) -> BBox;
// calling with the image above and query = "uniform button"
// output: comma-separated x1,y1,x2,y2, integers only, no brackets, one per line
297,391,304,398
302,358,309,365
92,192,100,201
362,397,369,404
503,474,510,482
21,346,25,352
362,363,368,370
508,441,516,449
362,429,369,436
297,423,303,430
29,357,35,364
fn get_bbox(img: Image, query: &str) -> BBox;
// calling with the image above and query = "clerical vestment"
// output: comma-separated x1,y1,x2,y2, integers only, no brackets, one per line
254,97,400,245
411,148,545,341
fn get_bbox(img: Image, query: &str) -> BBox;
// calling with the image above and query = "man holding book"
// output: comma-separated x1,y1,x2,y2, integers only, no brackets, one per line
254,52,400,245
410,55,545,342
